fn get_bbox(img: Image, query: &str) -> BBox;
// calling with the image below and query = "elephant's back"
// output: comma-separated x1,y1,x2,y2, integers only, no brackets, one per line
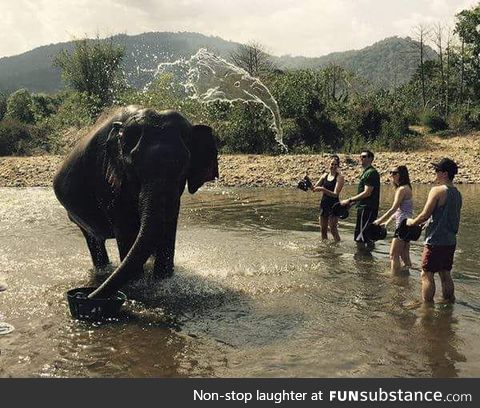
53,107,141,236
53,106,142,189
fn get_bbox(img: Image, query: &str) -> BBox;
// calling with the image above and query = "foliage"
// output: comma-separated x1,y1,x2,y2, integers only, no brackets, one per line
54,37,125,107
0,118,50,155
1,3,480,157
455,4,480,101
0,33,438,95
421,111,448,132
216,104,277,154
50,91,99,129
31,93,61,122
5,89,35,123
0,92,6,120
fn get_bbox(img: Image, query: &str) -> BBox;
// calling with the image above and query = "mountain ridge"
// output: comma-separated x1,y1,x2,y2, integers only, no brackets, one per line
0,31,437,94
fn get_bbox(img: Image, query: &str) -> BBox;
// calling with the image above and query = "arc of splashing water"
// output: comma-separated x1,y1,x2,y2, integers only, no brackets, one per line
148,49,286,151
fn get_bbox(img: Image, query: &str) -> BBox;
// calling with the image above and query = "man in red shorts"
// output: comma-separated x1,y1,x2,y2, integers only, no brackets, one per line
407,158,462,303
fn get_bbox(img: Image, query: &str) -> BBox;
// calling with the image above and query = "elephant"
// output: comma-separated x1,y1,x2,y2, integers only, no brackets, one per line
53,106,219,298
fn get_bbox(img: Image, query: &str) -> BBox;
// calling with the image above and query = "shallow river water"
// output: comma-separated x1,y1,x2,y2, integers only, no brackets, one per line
0,185,479,378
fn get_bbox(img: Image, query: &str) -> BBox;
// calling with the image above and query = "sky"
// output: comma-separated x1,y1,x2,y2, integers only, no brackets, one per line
0,0,478,59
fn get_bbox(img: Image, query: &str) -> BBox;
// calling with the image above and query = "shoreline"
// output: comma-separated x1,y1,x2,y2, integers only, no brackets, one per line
1,134,479,188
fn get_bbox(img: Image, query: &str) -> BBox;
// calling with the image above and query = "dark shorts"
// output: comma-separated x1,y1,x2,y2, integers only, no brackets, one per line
421,244,456,273
354,207,378,243
320,199,339,218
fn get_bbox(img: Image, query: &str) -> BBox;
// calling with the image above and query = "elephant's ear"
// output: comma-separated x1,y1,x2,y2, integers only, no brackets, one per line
187,125,219,194
105,121,124,191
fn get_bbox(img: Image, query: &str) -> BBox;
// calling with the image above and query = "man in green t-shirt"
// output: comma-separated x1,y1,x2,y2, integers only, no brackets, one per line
340,150,381,247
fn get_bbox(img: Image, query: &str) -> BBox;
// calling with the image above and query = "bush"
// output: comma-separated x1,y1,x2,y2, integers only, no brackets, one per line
466,106,480,129
5,89,35,123
421,111,448,132
31,93,60,122
448,105,480,131
50,91,100,129
379,116,416,151
355,103,387,141
0,93,6,121
0,119,50,155
217,104,278,154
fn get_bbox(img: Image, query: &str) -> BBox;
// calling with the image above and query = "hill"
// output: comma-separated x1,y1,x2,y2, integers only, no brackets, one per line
276,36,437,88
0,32,437,94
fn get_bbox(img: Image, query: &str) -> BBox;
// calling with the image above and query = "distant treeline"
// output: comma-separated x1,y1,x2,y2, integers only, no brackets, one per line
1,3,479,156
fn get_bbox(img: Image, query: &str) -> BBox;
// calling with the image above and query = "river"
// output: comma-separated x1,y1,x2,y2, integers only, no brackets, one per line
0,185,479,377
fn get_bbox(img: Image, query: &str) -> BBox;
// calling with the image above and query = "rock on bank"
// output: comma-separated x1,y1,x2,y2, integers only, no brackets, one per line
0,134,479,187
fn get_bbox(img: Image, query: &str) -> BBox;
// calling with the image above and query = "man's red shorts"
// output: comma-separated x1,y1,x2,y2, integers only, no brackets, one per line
421,244,456,273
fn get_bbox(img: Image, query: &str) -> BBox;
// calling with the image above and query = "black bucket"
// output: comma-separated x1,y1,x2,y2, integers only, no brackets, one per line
66,287,126,321
397,219,423,242
297,176,313,191
331,202,349,219
364,223,387,241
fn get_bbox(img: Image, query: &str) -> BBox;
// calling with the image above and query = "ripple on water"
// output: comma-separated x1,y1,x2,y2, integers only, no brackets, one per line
1,186,480,377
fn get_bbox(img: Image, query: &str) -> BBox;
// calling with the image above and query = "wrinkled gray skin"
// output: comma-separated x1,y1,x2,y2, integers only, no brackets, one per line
53,106,218,298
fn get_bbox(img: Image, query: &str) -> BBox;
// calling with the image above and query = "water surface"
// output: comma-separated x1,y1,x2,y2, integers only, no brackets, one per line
0,185,479,377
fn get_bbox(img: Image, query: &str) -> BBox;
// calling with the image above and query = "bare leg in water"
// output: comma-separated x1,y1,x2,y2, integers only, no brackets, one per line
390,238,406,275
328,216,341,242
320,216,329,240
401,241,412,269
421,270,436,303
438,270,455,303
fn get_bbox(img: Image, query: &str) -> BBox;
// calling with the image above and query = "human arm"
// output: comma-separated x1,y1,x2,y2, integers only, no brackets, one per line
339,184,374,206
311,173,327,192
373,187,406,225
406,187,440,226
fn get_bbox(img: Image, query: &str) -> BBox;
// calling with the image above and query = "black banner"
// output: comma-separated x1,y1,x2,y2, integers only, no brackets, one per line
0,378,478,408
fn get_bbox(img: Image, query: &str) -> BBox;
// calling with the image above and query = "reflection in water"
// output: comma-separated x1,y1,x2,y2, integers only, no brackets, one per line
416,305,466,378
0,186,479,377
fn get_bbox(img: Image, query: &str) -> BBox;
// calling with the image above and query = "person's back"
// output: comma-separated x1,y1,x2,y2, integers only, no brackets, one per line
425,186,462,246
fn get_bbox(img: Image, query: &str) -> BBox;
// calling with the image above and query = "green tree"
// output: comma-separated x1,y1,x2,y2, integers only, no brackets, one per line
455,4,480,101
31,93,60,122
5,89,35,123
270,69,343,150
0,92,6,121
54,37,125,107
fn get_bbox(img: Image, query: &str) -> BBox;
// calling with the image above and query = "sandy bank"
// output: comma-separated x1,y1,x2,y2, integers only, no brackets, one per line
0,134,479,188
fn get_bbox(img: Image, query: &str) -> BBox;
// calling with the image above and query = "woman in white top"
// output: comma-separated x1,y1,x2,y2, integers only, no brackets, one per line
373,165,413,274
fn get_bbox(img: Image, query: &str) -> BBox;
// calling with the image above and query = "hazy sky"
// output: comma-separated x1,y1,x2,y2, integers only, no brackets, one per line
1,0,478,58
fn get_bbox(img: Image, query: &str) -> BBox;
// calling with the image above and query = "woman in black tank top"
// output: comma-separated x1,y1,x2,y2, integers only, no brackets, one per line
311,155,345,241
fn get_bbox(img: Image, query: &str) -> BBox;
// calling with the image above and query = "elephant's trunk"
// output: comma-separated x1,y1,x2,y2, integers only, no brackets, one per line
88,181,177,299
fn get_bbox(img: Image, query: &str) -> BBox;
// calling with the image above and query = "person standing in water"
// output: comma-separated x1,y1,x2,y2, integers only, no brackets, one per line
373,166,413,274
407,158,462,303
311,155,345,241
340,150,380,249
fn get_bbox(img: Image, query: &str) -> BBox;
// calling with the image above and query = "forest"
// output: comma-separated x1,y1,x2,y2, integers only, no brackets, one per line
0,3,479,156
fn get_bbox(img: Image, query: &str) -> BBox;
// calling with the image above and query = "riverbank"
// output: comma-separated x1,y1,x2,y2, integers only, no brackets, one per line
0,133,479,187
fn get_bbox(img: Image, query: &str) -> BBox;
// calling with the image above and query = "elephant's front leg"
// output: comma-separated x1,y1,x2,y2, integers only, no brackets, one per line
153,201,180,279
79,227,110,270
